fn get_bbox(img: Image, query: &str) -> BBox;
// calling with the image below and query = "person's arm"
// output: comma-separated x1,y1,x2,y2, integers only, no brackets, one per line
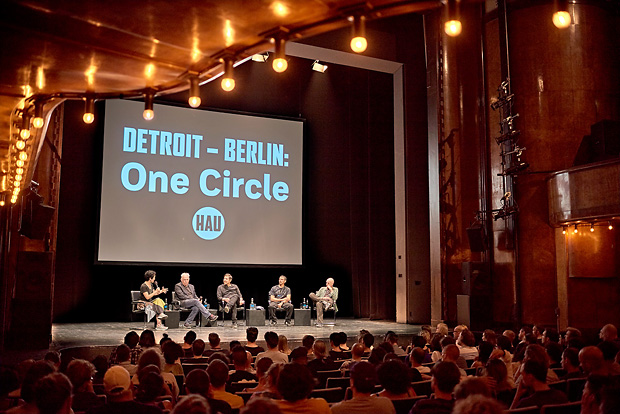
331,287,338,302
141,286,161,301
236,285,244,304
217,285,224,301
174,283,188,301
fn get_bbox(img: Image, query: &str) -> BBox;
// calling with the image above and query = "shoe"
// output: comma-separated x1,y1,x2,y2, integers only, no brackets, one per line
156,325,168,330
232,322,238,328
224,306,230,313
285,320,291,326
315,323,323,327
158,313,168,319
208,314,218,321
183,323,192,328
270,320,277,325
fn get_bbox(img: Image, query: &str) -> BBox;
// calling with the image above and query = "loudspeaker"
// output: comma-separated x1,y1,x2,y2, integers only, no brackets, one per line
457,294,492,331
20,202,55,239
591,120,620,159
466,224,486,252
461,261,490,296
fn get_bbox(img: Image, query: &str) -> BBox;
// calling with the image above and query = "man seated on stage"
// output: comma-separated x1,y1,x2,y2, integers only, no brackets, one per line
174,272,218,328
140,270,168,331
216,273,245,327
268,275,293,326
309,277,338,327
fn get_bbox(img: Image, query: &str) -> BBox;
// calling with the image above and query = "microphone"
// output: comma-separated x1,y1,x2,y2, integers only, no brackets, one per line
154,281,159,289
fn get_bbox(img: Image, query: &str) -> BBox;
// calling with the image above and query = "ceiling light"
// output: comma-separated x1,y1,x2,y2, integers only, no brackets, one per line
590,223,594,232
444,0,462,37
15,140,25,150
553,0,571,29
20,111,30,139
573,224,578,234
311,60,328,73
83,97,95,124
33,101,44,128
221,58,236,92
350,15,367,53
188,77,201,108
609,221,614,230
143,92,154,120
562,226,567,235
272,38,288,73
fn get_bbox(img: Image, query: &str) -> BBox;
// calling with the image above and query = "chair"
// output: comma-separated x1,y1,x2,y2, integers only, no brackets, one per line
175,375,185,395
550,367,566,378
344,385,382,400
411,379,432,396
310,387,345,403
465,367,477,376
181,364,207,376
312,302,337,326
219,300,245,326
547,380,566,393
316,369,344,389
391,396,426,414
235,391,254,404
540,401,581,414
326,377,351,390
229,381,258,394
566,377,586,402
131,290,155,329
171,291,201,327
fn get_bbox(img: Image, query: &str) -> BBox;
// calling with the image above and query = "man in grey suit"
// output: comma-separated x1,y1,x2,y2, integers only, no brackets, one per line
309,277,338,327
175,272,218,328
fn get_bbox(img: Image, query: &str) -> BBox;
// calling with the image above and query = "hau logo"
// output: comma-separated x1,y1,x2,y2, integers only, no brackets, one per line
192,207,225,240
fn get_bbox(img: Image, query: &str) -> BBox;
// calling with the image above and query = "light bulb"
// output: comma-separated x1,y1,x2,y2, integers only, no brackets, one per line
590,223,595,232
350,36,368,53
562,226,567,235
33,117,44,128
445,20,462,36
221,58,236,91
188,96,201,108
20,129,30,139
15,174,22,181
143,92,154,120
33,101,44,128
19,152,27,161
143,109,154,120
15,140,25,150
16,168,23,175
221,77,235,92
573,224,578,234
552,11,571,29
0,200,4,206
14,180,20,187
350,15,367,53
16,160,24,167
13,188,20,194
83,112,94,124
188,77,201,107
83,97,95,124
272,58,288,73
609,222,614,230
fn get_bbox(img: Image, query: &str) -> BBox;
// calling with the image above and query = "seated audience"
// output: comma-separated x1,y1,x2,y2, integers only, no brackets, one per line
191,339,206,358
66,359,104,412
92,355,108,385
456,329,478,361
435,323,449,337
181,331,197,357
545,341,563,369
162,341,184,376
135,371,172,411
453,377,491,400
33,373,72,414
410,347,429,378
510,359,568,410
184,368,232,414
542,328,560,346
7,360,56,414
112,344,137,376
43,351,61,372
240,397,283,414
581,374,613,414
108,331,141,366
440,344,467,377
329,332,350,360
560,347,584,380
250,363,282,400
483,359,515,408
410,361,461,414
599,324,620,346
564,326,585,349
256,332,289,365
481,330,497,347
341,343,366,372
502,330,516,350
278,335,292,357
244,358,273,393
289,347,309,365
368,347,388,366
307,340,337,375
228,345,258,387
170,394,209,414
452,395,504,414
245,327,265,356
204,333,228,357
133,349,179,402
275,363,330,414
302,335,315,361
362,332,375,356
470,341,493,370
207,359,244,410
377,359,416,400
331,361,395,414
386,333,407,357
580,346,607,376
598,340,620,375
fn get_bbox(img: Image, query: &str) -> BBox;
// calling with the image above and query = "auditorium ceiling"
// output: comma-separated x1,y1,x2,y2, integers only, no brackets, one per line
0,0,466,199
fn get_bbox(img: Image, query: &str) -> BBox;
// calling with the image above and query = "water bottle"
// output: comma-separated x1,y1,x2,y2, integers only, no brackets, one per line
164,298,168,310
250,298,256,310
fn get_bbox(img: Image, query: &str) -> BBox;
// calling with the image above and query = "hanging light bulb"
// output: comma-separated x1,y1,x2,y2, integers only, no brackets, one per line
562,226,567,235
143,92,154,120
609,221,614,230
16,160,24,168
83,97,95,124
552,0,571,29
573,224,578,234
16,168,23,175
20,111,30,139
350,15,367,53
19,152,27,161
444,0,462,37
188,77,201,108
221,58,236,91
272,38,288,73
15,174,22,181
15,140,25,150
590,223,595,232
33,101,44,128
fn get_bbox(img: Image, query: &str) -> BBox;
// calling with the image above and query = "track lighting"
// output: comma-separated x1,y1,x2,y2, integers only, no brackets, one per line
83,97,95,124
444,0,462,37
590,223,594,232
221,58,236,92
143,92,154,120
33,101,44,128
188,77,201,108
311,60,328,73
553,0,571,29
350,15,367,53
562,226,567,235
272,38,288,73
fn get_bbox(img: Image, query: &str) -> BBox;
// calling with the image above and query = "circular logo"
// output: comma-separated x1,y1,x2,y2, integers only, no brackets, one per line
192,207,225,240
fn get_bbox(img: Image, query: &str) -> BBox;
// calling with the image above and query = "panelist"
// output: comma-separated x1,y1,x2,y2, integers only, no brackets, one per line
216,273,245,327
309,278,338,327
140,270,168,330
174,272,218,328
268,275,293,326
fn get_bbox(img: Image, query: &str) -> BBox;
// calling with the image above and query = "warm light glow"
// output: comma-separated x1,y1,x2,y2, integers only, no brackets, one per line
14,180,21,187
15,174,22,181
552,11,571,29
36,66,46,90
188,77,201,108
445,20,462,36
271,1,290,17
83,97,95,124
15,140,25,150
145,63,156,79
13,188,20,194
10,198,17,204
252,53,269,62
33,117,44,128
272,58,288,73
16,168,23,175
224,19,235,47
562,226,567,235
16,160,24,167
350,36,368,53
143,109,154,120
311,60,328,73
188,96,201,108
221,77,235,92
573,224,578,234
20,129,30,139
19,152,28,161
590,223,595,232
609,221,614,230
85,62,98,87
33,101,44,129
143,93,154,120
83,112,94,124
22,85,33,99
0,201,4,206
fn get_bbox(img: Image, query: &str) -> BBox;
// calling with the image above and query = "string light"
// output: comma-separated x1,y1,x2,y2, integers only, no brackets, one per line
15,140,25,150
590,223,594,232
350,15,367,53
221,58,235,92
20,111,30,139
83,97,95,124
272,38,288,73
143,92,154,120
188,77,201,108
562,226,567,235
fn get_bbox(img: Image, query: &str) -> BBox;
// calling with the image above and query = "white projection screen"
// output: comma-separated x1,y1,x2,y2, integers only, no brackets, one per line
98,100,304,265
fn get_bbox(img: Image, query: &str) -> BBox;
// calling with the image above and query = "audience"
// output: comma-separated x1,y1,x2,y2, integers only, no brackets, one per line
34,373,72,414
162,341,184,376
7,360,56,414
256,332,289,365
560,347,584,380
332,361,395,414
184,368,232,414
510,359,568,409
228,345,258,387
452,395,504,414
410,361,461,414
245,327,265,356
66,359,103,412
376,359,416,400
181,331,197,357
301,335,315,360
277,335,291,357
113,344,138,376
207,359,244,410
170,394,209,414
275,363,329,414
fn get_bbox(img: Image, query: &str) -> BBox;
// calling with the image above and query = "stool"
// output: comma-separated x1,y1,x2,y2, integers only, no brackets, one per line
294,308,311,326
246,309,266,327
164,310,181,328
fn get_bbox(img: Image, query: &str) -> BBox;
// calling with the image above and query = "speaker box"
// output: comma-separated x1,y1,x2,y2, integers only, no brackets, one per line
457,294,492,331
20,203,55,239
466,224,486,252
461,261,491,296
591,120,620,159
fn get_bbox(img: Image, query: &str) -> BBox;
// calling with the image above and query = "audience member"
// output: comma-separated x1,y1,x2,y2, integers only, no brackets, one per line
545,341,563,369
92,355,108,385
43,351,61,371
481,330,497,347
483,359,514,408
329,332,350,360
108,332,142,365
510,359,568,409
410,361,461,414
162,341,184,376
470,341,493,370
33,373,72,414
191,339,206,358
66,359,103,412
541,328,559,345
207,359,244,410
204,333,228,357
386,333,407,357
453,377,491,400
302,335,315,360
368,347,388,366
170,395,210,414
581,374,612,414
289,347,309,365
331,361,395,413
340,343,365,372
307,340,337,375
139,330,157,349
276,363,330,414
245,327,265,357
134,348,179,401
456,330,478,360
277,335,291,356
564,327,585,349
244,358,274,393
441,344,467,377
251,363,282,400
435,323,449,337
240,397,282,414
452,395,504,414
410,347,430,377
256,332,289,365
598,340,620,375
184,368,232,414
377,359,416,400
181,330,197,357
362,332,375,355
7,360,56,414
560,347,584,380
228,346,258,387
135,371,173,411
580,346,607,376
113,344,137,376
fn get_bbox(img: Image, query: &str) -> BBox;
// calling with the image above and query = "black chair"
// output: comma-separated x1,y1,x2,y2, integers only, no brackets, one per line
326,377,351,390
310,387,345,403
219,300,245,326
131,290,154,329
181,363,207,376
316,369,344,389
411,380,432,396
540,401,581,414
548,380,567,393
312,302,337,326
344,385,382,400
391,396,427,414
235,391,254,404
229,381,258,394
566,377,586,402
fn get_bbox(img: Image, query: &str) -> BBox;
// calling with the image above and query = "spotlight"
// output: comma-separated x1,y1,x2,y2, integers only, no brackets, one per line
444,0,462,37
143,92,154,120
83,97,95,124
20,111,30,139
573,224,578,234
590,223,595,232
188,77,201,108
609,221,614,230
221,58,236,91
562,226,567,235
33,101,44,128
350,15,367,53
311,60,328,73
272,38,288,73
252,53,269,62
553,0,571,29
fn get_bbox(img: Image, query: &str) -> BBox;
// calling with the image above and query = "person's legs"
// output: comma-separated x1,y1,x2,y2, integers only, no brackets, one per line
268,304,277,322
316,300,324,325
284,303,293,323
231,302,238,322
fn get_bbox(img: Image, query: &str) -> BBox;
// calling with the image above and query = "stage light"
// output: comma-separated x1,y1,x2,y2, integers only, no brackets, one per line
562,226,567,235
350,15,367,53
609,221,614,230
221,58,236,91
444,0,462,37
16,168,23,175
590,223,595,232
15,140,25,150
311,60,328,73
20,111,30,139
143,92,154,120
573,224,578,234
19,152,27,161
252,53,269,62
33,101,44,128
16,160,24,168
83,97,95,124
272,38,288,73
15,174,22,181
188,77,201,108
553,0,571,29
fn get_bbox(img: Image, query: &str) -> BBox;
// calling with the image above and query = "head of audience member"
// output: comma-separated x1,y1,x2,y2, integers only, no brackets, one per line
523,344,549,369
44,351,61,370
278,335,290,354
264,363,282,394
329,332,342,349
312,340,327,360
139,329,156,348
377,341,394,354
302,335,315,351
207,352,230,365
348,361,378,395
412,334,428,349
598,340,620,362
429,333,443,352
521,359,547,387
16,359,36,384
136,371,167,403
481,330,496,346
240,397,283,414
255,357,274,382
358,329,370,343
541,328,559,345
362,332,375,350
229,340,241,350
264,331,279,350
440,335,457,349
277,363,314,402
163,341,184,365
561,347,580,373
124,331,140,348
581,375,612,414
115,344,131,364
137,364,161,384
410,347,426,368
208,332,221,348
192,339,206,357
453,325,468,339
383,352,400,363
453,377,491,400
137,348,164,373
532,325,543,339
290,347,308,365
518,326,531,342
580,346,605,375
160,333,171,347
564,327,583,347
484,359,510,390
246,327,259,344
184,368,210,397
442,344,461,363
386,332,399,347
184,330,197,346
368,347,387,365
34,373,73,414
600,324,618,342
458,329,476,348
351,343,365,361
431,362,461,399
103,365,133,401
377,360,411,396
476,342,494,365
66,359,95,393
337,332,349,349
452,395,504,414
232,345,250,370
206,359,229,390
502,330,516,345
21,360,56,403
545,342,563,366
171,394,210,414
496,335,513,353
436,323,449,337
92,355,108,379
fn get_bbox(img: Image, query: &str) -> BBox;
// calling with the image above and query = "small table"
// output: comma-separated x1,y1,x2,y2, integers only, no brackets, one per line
164,310,180,328
246,309,266,326
294,308,311,326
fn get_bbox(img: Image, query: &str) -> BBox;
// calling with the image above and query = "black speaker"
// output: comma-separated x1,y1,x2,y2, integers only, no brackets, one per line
591,120,620,159
466,224,486,252
20,203,55,239
461,261,490,296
